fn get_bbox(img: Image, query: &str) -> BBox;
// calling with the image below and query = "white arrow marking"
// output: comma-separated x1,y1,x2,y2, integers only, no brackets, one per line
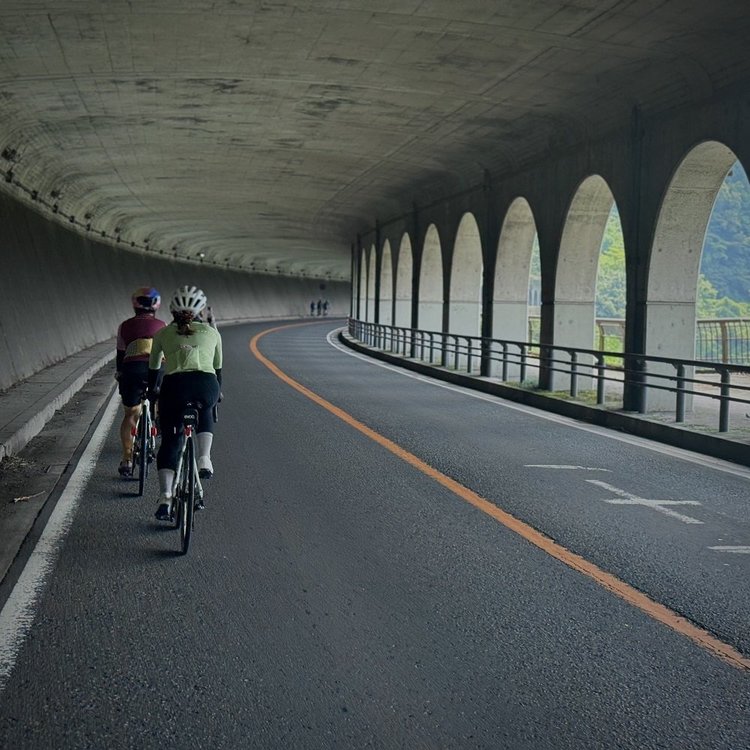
525,465,611,471
586,479,704,525
709,546,750,554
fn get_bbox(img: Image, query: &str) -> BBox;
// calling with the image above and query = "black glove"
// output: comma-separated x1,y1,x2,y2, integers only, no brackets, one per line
146,387,160,402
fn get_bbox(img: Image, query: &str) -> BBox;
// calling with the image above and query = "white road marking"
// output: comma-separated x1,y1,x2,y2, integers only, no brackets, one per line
586,479,704,525
709,546,750,554
525,465,611,471
0,392,119,694
327,329,750,481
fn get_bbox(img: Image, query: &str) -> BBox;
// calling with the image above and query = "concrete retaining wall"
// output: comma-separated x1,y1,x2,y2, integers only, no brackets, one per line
0,191,348,391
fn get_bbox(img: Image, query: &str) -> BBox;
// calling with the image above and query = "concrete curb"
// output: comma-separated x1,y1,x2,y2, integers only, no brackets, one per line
0,344,114,462
339,331,750,469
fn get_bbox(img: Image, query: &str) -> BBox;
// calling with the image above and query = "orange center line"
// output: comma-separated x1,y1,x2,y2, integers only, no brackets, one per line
249,323,750,673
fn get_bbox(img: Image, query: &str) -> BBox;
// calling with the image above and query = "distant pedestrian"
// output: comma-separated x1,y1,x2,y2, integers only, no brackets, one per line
323,299,329,316
316,299,322,316
310,300,316,316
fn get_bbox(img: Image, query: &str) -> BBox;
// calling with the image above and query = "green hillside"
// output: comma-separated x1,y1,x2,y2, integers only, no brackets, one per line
701,162,750,307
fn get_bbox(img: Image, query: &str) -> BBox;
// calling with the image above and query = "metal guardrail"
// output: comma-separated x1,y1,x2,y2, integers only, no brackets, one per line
528,316,750,365
349,318,750,433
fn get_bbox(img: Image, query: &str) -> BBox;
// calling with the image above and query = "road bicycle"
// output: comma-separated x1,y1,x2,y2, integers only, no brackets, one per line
131,395,157,497
169,402,205,555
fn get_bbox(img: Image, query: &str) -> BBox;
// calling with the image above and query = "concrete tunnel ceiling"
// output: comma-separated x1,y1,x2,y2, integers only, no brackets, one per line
0,1,747,280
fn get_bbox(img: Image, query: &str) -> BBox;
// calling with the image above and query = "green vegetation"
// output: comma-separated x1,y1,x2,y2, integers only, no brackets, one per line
595,208,626,319
701,162,750,306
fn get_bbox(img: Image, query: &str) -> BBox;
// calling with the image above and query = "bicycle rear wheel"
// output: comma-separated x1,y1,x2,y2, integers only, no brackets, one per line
136,409,149,496
179,436,195,555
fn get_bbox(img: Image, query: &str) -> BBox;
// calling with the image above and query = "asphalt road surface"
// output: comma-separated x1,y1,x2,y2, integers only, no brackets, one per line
1,320,749,749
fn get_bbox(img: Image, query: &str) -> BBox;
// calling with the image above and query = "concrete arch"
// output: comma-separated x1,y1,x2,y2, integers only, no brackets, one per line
448,212,483,337
366,244,376,322
555,175,617,351
394,233,413,327
418,224,443,333
646,141,739,360
493,197,538,343
380,240,393,326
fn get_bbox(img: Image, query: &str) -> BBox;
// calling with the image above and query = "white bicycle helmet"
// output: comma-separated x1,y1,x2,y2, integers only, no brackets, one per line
169,285,207,315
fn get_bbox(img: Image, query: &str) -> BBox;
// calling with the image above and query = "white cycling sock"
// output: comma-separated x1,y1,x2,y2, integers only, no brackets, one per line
196,432,213,459
158,469,175,497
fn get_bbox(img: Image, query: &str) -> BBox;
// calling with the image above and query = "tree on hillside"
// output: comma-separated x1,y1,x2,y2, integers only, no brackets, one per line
701,161,750,305
595,206,626,318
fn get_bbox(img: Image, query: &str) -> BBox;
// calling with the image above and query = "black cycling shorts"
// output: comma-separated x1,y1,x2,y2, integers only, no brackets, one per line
118,361,149,407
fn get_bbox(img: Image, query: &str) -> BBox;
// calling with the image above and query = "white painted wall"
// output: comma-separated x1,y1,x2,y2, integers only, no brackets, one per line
418,224,443,334
492,198,538,378
449,213,482,337
553,175,615,392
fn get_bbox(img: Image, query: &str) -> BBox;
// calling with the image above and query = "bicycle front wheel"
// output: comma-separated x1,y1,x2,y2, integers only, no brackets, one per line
179,437,195,555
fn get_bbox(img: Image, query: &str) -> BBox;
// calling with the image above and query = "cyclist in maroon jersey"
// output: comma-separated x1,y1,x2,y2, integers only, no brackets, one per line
115,287,166,477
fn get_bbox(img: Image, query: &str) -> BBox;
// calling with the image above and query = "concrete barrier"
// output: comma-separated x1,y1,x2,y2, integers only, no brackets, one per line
0,190,348,392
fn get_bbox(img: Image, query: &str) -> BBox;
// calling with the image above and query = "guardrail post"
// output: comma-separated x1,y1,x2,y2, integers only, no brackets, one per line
501,342,508,382
721,320,729,364
675,364,685,423
480,336,491,377
596,353,605,405
539,344,551,391
466,338,472,373
569,351,578,398
441,333,448,368
519,343,527,384
719,369,731,432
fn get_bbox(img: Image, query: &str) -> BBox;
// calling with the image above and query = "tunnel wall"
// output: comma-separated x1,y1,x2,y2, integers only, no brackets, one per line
0,192,348,391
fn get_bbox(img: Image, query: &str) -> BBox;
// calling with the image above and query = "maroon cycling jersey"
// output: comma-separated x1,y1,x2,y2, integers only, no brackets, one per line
117,314,166,363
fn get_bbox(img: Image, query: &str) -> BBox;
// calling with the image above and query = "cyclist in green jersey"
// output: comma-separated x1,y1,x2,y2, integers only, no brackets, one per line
147,286,222,521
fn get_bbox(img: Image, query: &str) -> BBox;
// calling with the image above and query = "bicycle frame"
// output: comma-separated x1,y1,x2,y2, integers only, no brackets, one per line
173,422,204,503
171,405,204,554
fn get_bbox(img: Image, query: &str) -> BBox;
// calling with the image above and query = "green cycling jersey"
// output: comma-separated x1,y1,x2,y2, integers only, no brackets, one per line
149,321,222,376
